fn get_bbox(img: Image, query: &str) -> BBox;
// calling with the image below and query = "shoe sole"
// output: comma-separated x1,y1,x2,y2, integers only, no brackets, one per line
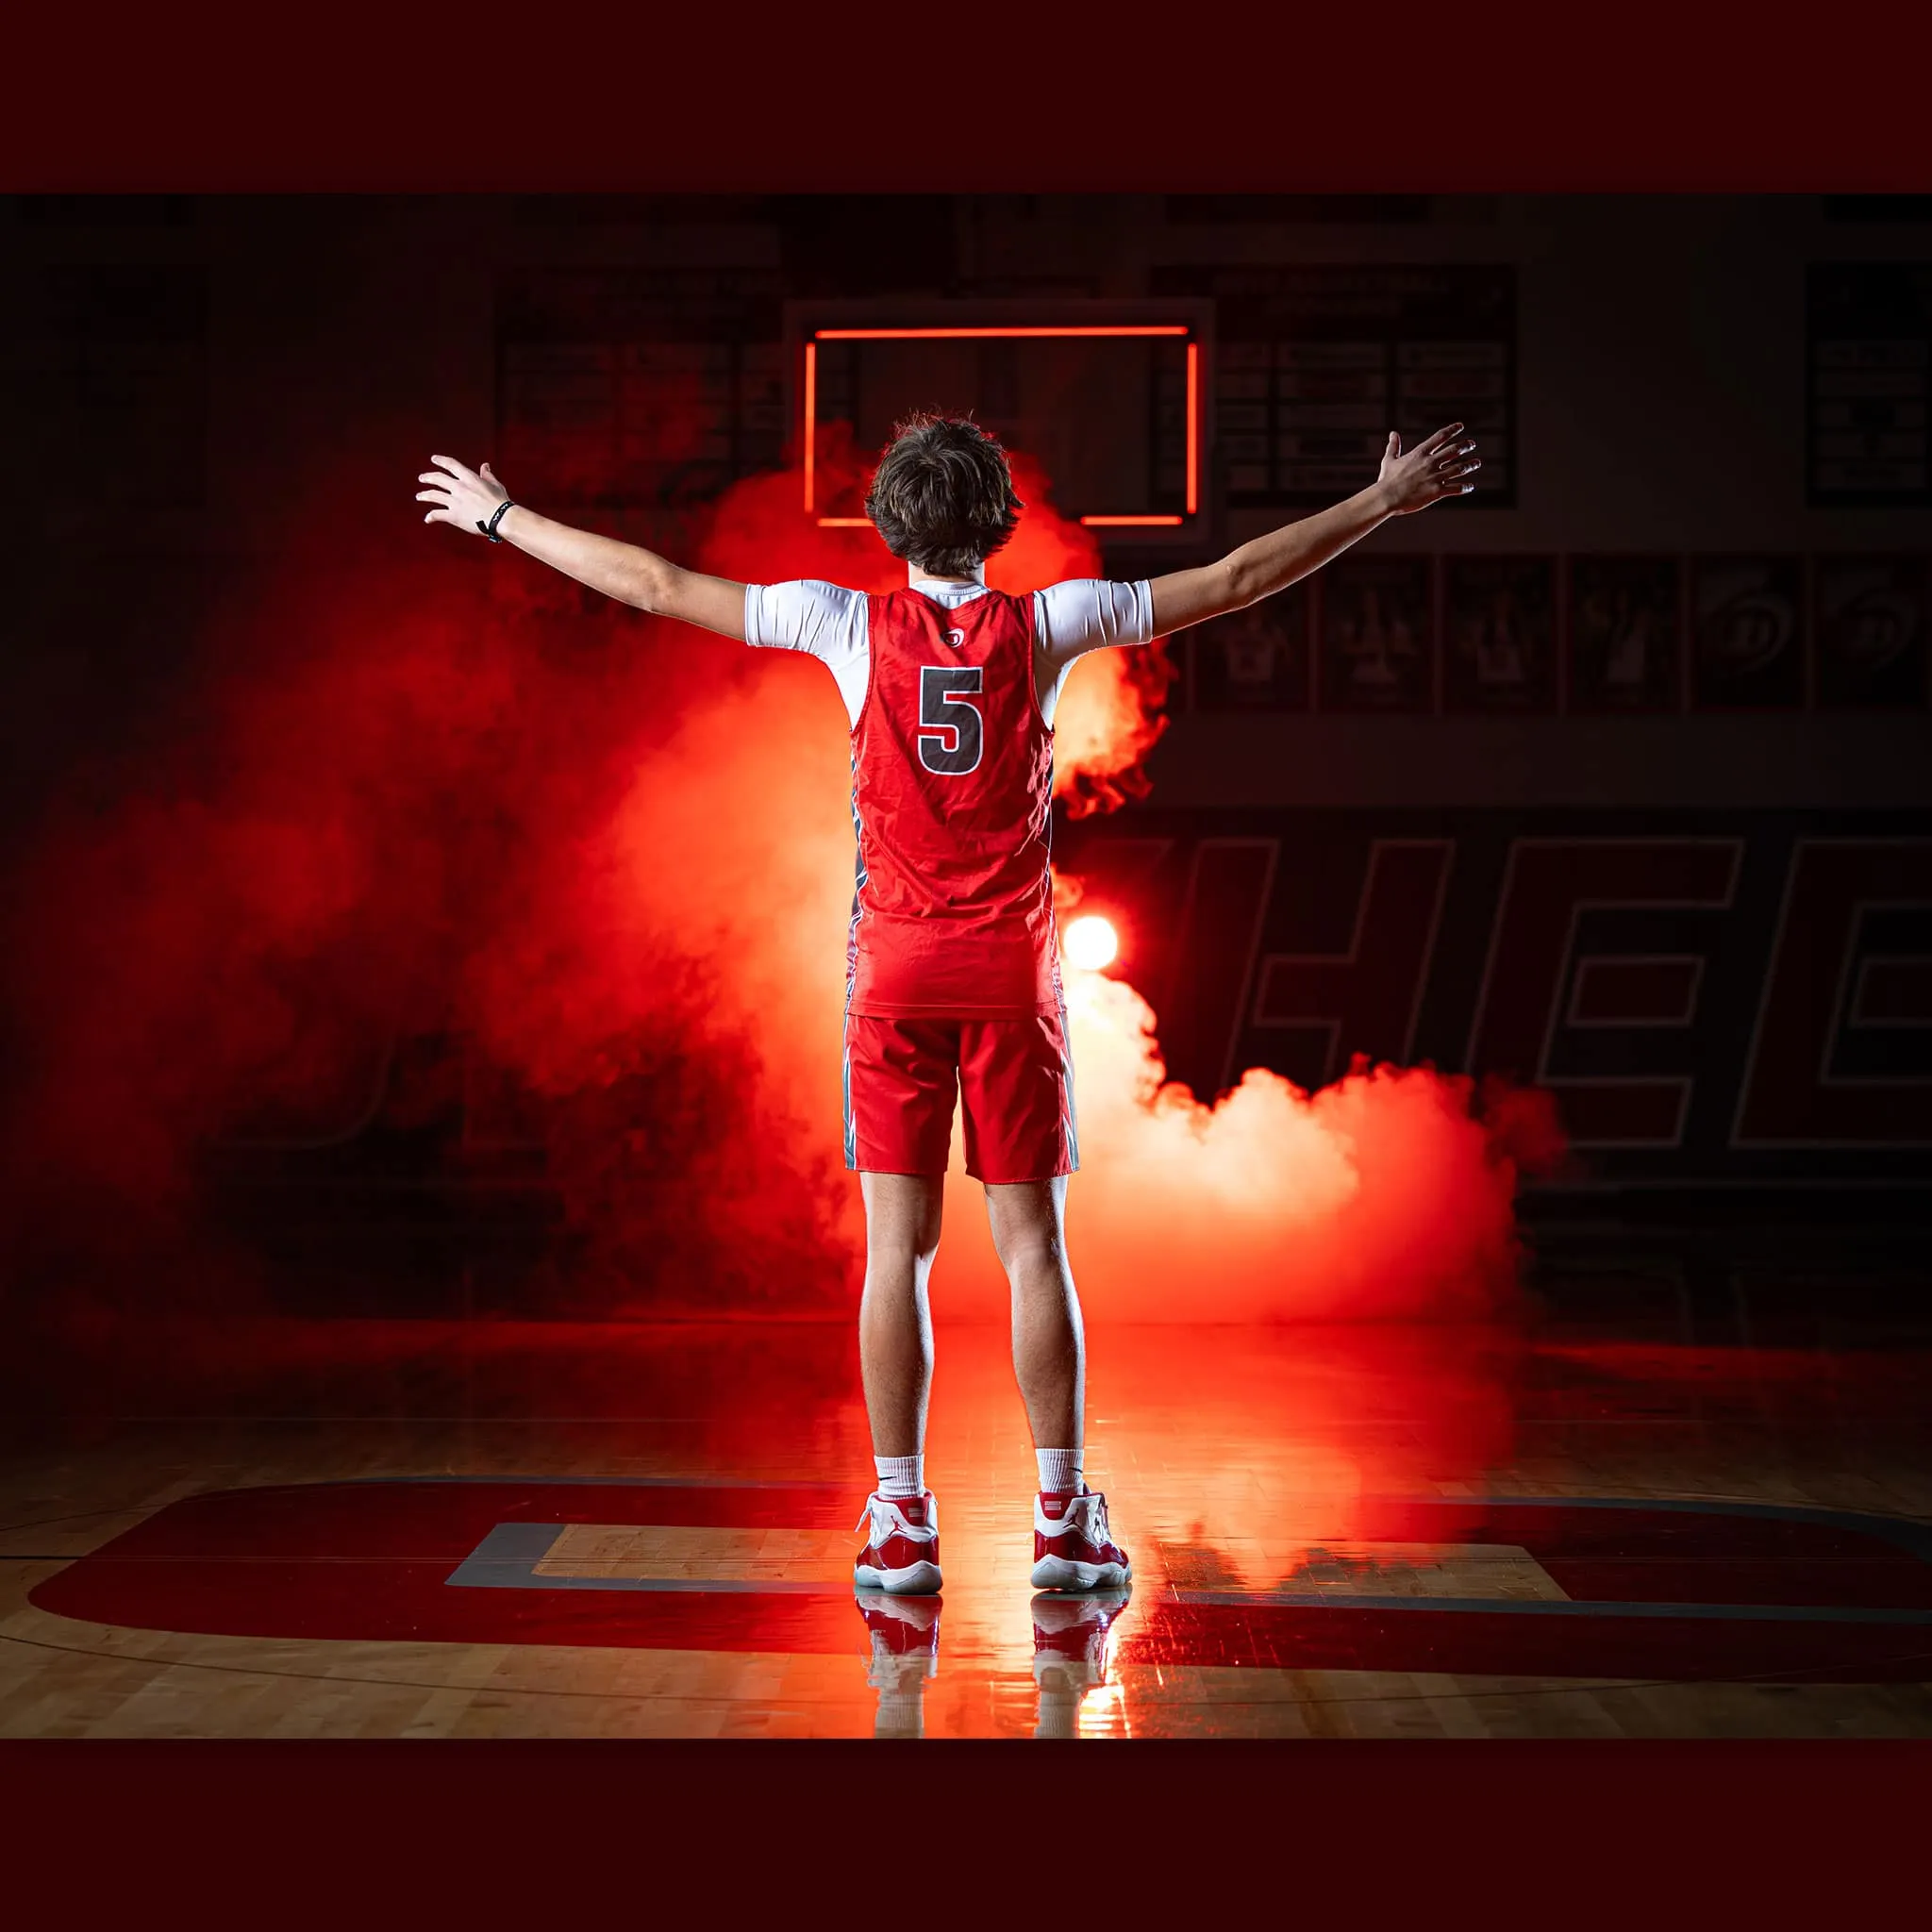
1030,1555,1132,1592
855,1559,943,1595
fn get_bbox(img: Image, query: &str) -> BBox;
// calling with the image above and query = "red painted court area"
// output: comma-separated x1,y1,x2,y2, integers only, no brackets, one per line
31,1480,1932,1683
7,1308,1932,1736
32,1480,865,1656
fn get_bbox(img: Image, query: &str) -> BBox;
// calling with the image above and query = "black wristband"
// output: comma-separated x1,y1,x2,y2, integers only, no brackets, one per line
478,498,515,542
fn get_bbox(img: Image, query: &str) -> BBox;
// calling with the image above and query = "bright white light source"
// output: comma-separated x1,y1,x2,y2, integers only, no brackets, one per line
1064,915,1119,972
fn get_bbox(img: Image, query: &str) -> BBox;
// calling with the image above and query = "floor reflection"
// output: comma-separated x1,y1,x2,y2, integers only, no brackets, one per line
3,1305,1931,1738
850,1589,1134,1739
1031,1591,1131,1739
856,1595,941,1740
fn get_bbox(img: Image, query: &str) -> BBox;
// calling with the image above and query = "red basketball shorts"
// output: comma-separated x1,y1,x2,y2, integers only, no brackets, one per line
842,1009,1079,1184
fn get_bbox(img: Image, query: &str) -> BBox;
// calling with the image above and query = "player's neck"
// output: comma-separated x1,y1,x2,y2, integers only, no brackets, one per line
908,563,986,589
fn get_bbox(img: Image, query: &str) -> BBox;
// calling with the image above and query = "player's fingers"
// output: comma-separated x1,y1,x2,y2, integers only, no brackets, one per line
1414,421,1465,457
428,454,471,478
415,490,450,502
418,472,458,487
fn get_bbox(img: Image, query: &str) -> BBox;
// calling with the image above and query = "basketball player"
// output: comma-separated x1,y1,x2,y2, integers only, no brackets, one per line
416,414,1478,1597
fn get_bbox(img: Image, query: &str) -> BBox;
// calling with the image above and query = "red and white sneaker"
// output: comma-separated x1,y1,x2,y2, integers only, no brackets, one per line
854,1491,942,1595
1032,1489,1131,1591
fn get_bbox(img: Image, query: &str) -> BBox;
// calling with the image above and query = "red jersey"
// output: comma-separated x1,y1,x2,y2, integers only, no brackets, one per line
844,586,1062,1019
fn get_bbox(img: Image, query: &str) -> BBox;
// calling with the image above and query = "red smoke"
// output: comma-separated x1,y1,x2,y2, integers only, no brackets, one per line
956,975,1549,1321
1,418,1559,1324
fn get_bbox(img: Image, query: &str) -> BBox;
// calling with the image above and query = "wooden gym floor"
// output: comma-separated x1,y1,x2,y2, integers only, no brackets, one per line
5,1274,1931,1739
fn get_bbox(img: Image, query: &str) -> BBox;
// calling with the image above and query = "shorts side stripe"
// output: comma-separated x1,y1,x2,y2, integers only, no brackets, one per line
841,1017,858,1170
1057,992,1080,1173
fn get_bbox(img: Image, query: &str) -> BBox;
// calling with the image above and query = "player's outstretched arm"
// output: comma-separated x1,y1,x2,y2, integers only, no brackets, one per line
415,454,746,640
1146,422,1478,635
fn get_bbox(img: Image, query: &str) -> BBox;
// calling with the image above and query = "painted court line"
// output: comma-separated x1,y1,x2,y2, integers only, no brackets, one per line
1173,1591,1932,1624
447,1522,851,1596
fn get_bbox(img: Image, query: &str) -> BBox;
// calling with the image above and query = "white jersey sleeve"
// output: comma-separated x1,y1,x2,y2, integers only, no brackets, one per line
1029,579,1155,728
743,580,871,727
1031,579,1155,667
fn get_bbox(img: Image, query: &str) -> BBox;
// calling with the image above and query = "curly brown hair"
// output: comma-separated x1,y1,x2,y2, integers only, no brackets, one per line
863,413,1024,576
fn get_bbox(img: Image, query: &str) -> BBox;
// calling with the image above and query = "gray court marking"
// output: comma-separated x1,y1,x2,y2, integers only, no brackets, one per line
1172,1493,1932,1622
1173,1591,1932,1624
446,1522,849,1595
439,1491,1932,1610
345,1474,837,1490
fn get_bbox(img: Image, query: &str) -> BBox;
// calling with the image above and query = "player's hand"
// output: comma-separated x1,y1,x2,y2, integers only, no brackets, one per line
416,455,511,534
1376,424,1480,514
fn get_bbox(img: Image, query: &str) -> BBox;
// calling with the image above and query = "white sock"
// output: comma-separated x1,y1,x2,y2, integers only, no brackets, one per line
874,1454,924,1500
1037,1448,1082,1496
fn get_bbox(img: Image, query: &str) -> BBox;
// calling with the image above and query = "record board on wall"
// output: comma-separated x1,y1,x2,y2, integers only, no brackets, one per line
1151,263,1515,511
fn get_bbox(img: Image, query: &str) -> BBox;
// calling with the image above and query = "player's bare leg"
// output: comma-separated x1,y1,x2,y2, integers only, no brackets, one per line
852,1173,946,1594
987,1176,1130,1591
984,1177,1083,1448
858,1172,944,1457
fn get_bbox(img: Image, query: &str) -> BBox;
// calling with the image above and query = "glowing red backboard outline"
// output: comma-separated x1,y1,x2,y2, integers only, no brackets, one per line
799,320,1204,531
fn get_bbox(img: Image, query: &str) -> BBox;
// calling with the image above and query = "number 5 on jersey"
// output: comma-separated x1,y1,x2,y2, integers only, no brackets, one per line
919,665,984,775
